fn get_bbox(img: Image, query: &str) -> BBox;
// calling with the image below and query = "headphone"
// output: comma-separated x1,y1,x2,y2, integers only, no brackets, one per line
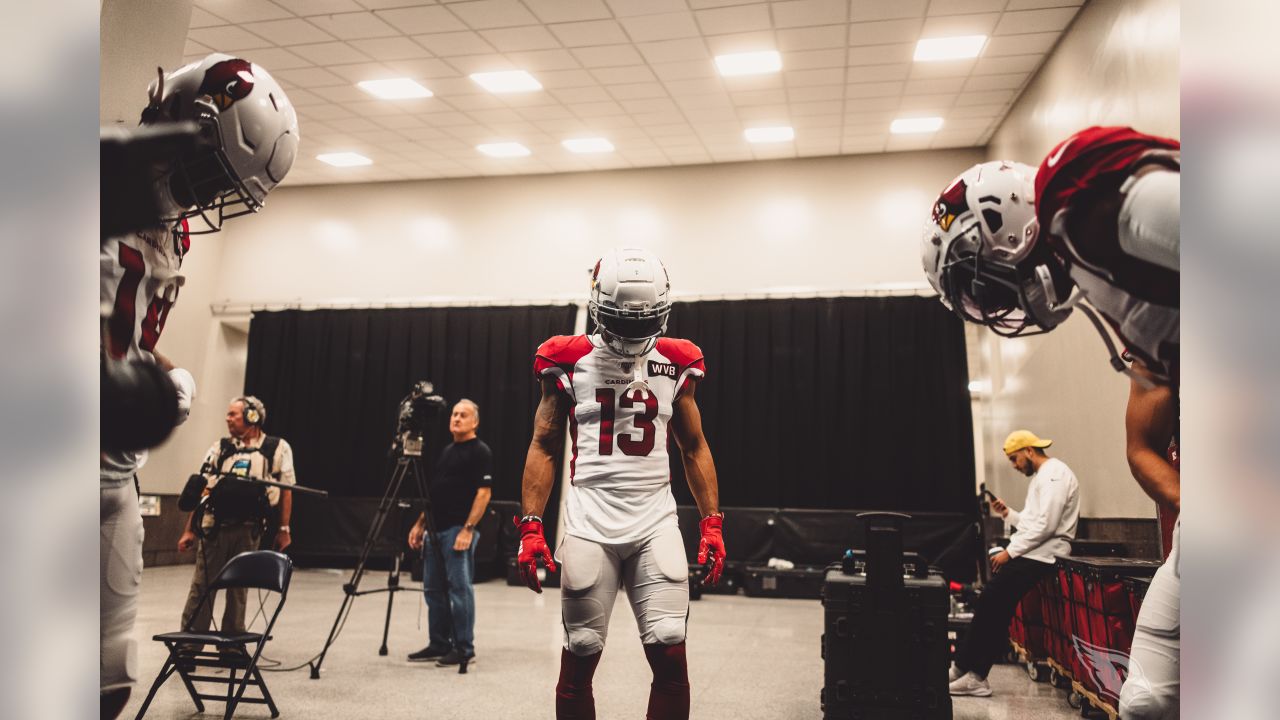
236,395,266,427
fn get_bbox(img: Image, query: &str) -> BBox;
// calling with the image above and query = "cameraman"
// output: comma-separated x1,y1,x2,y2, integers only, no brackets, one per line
177,397,295,641
407,399,493,667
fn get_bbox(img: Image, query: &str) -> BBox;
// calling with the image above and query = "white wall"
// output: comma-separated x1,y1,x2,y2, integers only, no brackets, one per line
975,0,1179,518
140,148,983,493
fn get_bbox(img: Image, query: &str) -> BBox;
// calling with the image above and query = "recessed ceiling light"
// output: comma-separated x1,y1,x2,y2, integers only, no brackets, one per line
316,152,372,167
715,50,782,77
891,117,945,134
913,35,987,62
357,78,433,99
562,137,614,154
744,126,795,143
470,70,542,94
477,142,531,158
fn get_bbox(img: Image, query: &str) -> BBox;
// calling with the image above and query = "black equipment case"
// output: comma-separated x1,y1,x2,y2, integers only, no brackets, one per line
743,565,827,599
820,513,952,719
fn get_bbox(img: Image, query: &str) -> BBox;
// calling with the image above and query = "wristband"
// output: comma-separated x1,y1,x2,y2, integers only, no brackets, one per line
278,526,290,533
519,514,543,525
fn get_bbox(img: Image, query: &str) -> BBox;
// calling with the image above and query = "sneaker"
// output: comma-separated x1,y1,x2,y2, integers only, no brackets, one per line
948,663,963,682
435,648,475,667
408,645,450,662
949,672,992,697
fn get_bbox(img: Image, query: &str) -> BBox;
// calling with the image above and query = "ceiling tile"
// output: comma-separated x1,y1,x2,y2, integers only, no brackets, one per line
897,93,956,112
187,25,275,51
273,0,363,16
374,6,468,34
949,103,1005,118
844,80,902,98
413,31,496,56
307,12,399,40
325,63,397,85
954,89,1015,106
694,4,773,35
665,77,727,96
448,0,539,30
196,0,293,23
184,38,213,56
619,12,702,42
524,0,612,24
386,58,466,79
572,44,645,68
791,99,843,116
479,25,562,52
536,69,599,88
444,54,519,75
245,18,335,45
848,0,926,22
993,7,1079,35
620,97,680,115
347,36,434,60
732,88,788,105
845,63,910,83
591,65,659,84
772,0,847,29
638,38,711,64
962,72,1028,91
846,43,913,66
909,58,976,79
608,82,670,100
785,67,845,87
787,84,844,102
704,30,776,55
886,133,932,151
652,60,717,81
189,7,230,27
904,77,962,95
573,100,627,117
1006,0,1084,9
776,24,847,51
550,19,631,47
353,0,438,8
783,48,846,70
288,42,372,65
848,18,924,46
272,66,350,87
972,53,1043,75
506,49,582,71
983,32,1059,56
927,0,1007,15
551,87,613,105
921,12,1000,37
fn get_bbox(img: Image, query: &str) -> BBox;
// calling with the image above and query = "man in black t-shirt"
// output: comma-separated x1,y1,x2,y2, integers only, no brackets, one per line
407,399,492,666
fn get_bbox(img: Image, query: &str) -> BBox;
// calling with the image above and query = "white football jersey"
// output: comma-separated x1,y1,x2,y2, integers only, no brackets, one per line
535,334,706,544
100,223,188,480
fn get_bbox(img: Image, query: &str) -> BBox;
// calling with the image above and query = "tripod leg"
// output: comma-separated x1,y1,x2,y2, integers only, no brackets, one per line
379,553,402,656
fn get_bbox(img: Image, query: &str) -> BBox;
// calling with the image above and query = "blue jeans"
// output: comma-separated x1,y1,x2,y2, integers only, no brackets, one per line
423,525,478,656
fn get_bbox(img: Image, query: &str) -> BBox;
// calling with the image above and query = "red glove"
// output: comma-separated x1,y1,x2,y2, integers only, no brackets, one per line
515,516,556,593
697,514,726,586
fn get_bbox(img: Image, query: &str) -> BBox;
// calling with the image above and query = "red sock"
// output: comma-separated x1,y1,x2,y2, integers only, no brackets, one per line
643,642,690,720
556,648,603,720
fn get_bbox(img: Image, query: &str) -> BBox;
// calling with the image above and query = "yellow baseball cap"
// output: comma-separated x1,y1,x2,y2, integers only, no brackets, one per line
1003,430,1052,455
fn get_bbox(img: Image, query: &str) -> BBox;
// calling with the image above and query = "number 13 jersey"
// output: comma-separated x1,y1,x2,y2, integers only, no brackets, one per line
535,334,706,544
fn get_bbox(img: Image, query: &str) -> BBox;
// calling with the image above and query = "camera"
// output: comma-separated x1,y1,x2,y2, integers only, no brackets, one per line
395,380,447,456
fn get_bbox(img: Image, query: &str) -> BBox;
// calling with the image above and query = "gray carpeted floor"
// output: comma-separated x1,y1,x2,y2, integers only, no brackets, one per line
122,565,1082,719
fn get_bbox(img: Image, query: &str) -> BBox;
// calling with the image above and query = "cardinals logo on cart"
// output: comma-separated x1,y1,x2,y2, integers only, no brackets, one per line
1071,635,1149,704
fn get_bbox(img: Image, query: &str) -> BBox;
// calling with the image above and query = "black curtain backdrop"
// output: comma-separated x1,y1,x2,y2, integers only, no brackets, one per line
661,296,975,515
243,305,577,560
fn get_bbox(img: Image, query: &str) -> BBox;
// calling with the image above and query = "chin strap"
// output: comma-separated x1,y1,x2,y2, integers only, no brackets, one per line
626,353,651,398
1075,302,1156,390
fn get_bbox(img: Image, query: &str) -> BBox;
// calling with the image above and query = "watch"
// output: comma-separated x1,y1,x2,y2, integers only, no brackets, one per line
463,523,476,531
279,526,290,533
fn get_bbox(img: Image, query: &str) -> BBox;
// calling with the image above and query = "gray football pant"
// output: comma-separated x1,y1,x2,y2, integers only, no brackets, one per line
101,479,143,692
556,523,690,656
1120,519,1180,719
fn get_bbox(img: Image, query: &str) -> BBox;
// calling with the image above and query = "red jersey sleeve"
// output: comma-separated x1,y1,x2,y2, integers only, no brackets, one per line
534,335,593,396
656,337,706,396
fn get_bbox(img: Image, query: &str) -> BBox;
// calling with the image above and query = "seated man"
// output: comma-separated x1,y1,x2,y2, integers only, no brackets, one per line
950,430,1080,697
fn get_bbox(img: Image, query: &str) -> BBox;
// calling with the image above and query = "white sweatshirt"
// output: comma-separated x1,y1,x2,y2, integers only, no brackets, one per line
1005,457,1080,564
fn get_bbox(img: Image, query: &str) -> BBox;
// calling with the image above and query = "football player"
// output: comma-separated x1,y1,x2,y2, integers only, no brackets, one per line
516,248,726,720
100,53,299,718
921,129,1179,718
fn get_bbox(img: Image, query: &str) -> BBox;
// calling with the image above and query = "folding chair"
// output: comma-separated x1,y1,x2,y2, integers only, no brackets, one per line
134,550,293,720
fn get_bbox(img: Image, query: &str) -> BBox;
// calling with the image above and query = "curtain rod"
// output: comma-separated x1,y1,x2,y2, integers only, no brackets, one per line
209,284,934,317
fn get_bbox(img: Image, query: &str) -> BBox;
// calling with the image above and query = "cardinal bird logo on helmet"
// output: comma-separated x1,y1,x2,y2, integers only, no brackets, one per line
932,177,969,232
198,59,255,111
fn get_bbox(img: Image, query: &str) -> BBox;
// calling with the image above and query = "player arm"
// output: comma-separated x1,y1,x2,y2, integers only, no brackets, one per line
670,379,720,517
521,378,571,517
1125,363,1180,510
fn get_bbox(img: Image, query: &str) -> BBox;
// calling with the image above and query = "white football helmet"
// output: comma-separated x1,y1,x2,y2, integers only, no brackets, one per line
142,53,300,232
588,248,672,356
921,161,1074,336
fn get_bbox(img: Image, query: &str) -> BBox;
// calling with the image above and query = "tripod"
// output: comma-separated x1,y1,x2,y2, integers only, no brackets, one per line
310,450,463,677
